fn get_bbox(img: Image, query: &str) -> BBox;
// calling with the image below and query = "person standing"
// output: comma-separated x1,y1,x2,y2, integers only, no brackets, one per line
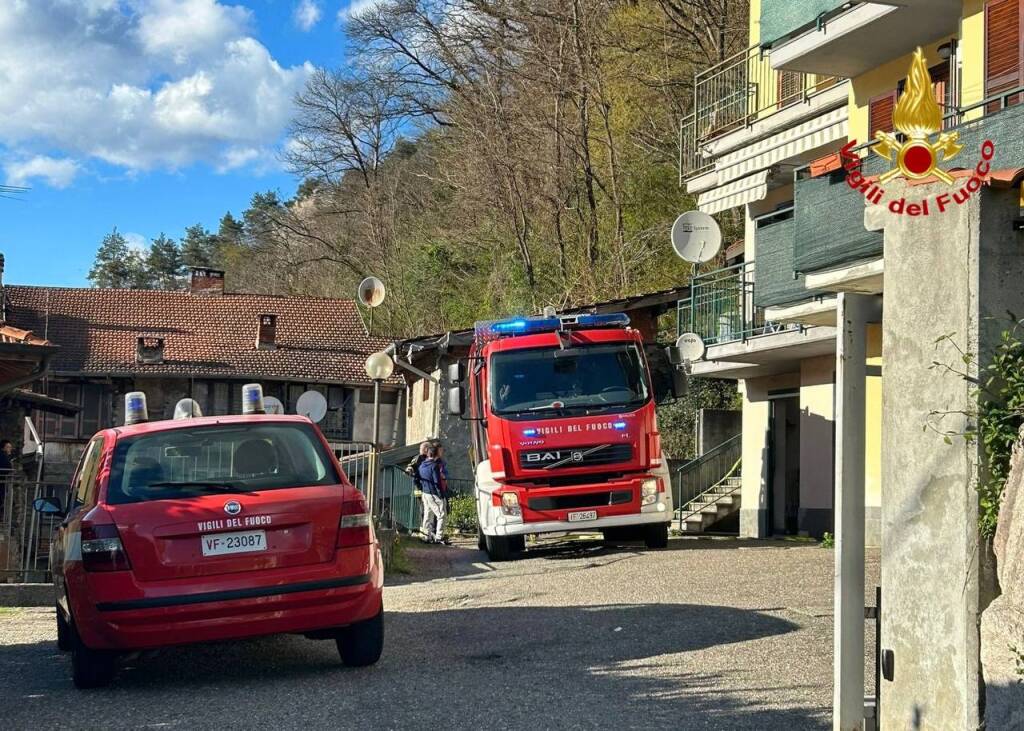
417,444,449,544
0,440,13,473
405,441,430,492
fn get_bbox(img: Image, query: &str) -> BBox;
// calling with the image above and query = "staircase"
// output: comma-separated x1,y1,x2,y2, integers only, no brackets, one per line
675,434,742,535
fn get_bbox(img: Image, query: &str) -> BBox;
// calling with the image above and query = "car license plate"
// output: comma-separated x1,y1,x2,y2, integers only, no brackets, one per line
567,510,598,522
201,530,267,557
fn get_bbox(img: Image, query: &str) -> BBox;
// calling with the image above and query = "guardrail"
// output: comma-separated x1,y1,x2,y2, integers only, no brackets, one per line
1,477,68,583
378,467,474,534
680,44,840,181
674,434,742,528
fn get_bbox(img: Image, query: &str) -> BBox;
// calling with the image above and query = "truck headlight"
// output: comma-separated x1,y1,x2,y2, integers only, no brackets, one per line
500,492,521,517
641,479,659,506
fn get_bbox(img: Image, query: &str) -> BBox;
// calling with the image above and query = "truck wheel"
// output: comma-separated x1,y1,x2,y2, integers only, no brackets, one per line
56,604,72,652
510,535,526,553
644,524,669,550
485,534,514,562
336,609,384,667
69,619,117,689
477,527,487,551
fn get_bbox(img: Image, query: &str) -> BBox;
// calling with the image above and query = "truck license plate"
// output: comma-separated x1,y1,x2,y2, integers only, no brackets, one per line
202,530,267,557
567,510,597,522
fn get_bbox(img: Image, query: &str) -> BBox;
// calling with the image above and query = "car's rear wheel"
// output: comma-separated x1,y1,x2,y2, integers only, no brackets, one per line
336,609,384,667
56,604,72,652
69,618,117,689
644,524,669,550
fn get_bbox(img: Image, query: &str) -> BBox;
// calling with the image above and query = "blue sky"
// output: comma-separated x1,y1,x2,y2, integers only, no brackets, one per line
0,0,364,287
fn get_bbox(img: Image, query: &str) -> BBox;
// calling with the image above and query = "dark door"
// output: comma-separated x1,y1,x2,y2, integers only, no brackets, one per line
767,396,801,536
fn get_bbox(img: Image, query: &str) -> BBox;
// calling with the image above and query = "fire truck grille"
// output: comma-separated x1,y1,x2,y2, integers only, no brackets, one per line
518,443,633,470
528,490,633,511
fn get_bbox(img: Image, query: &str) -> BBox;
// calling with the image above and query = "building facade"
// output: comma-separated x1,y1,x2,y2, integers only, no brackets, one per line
1,268,405,478
679,1,1024,728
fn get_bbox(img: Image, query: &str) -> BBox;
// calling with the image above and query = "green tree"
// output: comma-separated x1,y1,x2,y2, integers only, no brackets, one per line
217,212,245,251
146,233,183,290
88,228,137,288
180,224,219,269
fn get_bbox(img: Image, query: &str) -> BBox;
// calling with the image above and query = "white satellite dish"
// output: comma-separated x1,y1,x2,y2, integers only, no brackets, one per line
676,332,707,362
357,276,386,308
671,211,722,263
263,396,285,415
296,390,328,423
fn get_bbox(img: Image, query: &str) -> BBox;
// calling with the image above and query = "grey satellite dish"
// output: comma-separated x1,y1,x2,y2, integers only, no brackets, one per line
263,396,284,415
296,390,328,423
357,276,386,308
676,332,707,362
671,211,722,263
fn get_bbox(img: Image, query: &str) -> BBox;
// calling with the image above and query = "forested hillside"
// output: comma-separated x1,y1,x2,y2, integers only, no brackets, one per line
89,0,748,341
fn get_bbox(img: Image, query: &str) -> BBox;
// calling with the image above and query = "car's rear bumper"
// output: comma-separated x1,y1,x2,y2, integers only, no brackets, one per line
70,544,383,651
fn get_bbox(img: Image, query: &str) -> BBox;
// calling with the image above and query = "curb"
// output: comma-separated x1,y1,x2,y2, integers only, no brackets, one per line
0,583,53,607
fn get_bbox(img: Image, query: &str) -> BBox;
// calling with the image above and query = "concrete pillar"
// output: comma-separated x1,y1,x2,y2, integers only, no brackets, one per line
833,293,879,731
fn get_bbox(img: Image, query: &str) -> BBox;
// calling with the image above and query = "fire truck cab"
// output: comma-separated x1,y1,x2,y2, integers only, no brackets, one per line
447,313,684,561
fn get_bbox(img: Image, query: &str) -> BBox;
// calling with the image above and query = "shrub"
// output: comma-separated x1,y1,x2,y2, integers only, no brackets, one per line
445,494,478,535
821,532,835,549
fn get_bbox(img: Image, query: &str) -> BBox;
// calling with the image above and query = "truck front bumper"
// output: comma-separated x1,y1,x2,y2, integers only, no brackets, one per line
484,507,671,537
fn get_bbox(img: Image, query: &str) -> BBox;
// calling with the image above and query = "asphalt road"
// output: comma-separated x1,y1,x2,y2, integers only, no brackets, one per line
0,537,880,730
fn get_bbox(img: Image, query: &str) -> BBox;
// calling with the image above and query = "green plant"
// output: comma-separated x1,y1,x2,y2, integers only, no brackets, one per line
385,535,413,576
445,494,478,536
929,319,1024,539
1012,645,1024,681
821,532,835,549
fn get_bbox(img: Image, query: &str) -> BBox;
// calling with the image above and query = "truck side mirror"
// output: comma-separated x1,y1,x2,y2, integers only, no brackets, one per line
447,385,466,416
645,345,679,405
671,360,688,400
448,361,466,383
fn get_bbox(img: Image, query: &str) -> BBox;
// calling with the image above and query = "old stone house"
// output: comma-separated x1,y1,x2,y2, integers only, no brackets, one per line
1,269,405,478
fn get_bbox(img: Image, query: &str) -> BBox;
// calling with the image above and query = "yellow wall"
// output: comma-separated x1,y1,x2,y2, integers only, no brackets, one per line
749,0,760,46
961,0,987,119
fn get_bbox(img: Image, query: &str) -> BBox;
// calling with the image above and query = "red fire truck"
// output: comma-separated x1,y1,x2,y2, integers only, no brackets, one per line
447,313,683,561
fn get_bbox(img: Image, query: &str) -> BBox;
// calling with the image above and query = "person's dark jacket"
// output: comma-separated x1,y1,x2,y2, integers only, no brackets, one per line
0,452,12,472
417,458,447,498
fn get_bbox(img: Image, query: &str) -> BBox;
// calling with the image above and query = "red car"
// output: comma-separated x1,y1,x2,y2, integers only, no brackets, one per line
34,414,384,688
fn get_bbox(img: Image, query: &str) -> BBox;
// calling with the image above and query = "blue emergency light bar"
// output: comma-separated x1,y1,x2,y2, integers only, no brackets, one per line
475,312,631,340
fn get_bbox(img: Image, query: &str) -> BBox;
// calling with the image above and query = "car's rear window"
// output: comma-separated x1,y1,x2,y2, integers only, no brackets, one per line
106,422,340,505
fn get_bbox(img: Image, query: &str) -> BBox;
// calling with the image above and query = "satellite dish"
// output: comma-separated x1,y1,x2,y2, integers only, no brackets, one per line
358,276,386,308
671,211,722,263
296,390,328,423
173,398,203,419
676,332,707,362
263,396,284,415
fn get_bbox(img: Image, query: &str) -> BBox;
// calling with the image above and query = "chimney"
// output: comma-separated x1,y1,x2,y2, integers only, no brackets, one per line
256,314,277,350
189,267,225,296
136,335,165,364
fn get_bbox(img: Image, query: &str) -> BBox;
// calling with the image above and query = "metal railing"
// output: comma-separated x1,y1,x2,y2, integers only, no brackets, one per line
680,45,840,181
678,262,773,346
2,477,68,583
378,466,474,533
674,434,742,529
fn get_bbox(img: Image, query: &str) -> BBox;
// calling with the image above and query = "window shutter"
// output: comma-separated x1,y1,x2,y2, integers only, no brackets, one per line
869,90,897,137
986,0,1023,110
777,70,802,109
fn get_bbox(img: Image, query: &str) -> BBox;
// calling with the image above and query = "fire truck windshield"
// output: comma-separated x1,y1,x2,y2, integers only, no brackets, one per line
489,342,649,417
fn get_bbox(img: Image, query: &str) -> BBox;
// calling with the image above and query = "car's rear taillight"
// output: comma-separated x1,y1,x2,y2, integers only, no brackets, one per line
337,495,372,548
81,523,131,572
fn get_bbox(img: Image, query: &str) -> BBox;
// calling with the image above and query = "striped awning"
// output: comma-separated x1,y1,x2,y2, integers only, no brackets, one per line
698,170,771,214
715,106,848,183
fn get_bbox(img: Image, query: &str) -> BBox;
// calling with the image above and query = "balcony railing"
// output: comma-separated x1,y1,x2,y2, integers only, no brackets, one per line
680,45,840,182
678,262,774,347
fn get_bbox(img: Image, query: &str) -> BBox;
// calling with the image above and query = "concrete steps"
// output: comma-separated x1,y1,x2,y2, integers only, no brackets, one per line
679,476,742,534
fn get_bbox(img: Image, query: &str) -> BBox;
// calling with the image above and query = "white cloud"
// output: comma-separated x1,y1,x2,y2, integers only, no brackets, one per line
4,155,79,188
123,232,148,252
293,0,321,31
0,1,314,177
340,0,385,20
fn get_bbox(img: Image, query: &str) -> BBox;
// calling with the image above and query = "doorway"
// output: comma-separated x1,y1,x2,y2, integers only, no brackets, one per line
767,395,801,536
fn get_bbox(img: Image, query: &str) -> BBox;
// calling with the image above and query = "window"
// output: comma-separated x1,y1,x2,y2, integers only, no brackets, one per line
869,90,897,137
777,70,802,109
106,422,340,505
39,383,110,441
71,437,105,508
986,0,1023,111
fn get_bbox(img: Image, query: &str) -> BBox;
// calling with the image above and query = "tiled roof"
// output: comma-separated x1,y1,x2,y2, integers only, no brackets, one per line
4,286,396,385
0,324,51,346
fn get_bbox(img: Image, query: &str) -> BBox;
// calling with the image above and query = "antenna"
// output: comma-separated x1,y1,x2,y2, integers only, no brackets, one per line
296,390,328,423
671,211,722,264
357,276,386,336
